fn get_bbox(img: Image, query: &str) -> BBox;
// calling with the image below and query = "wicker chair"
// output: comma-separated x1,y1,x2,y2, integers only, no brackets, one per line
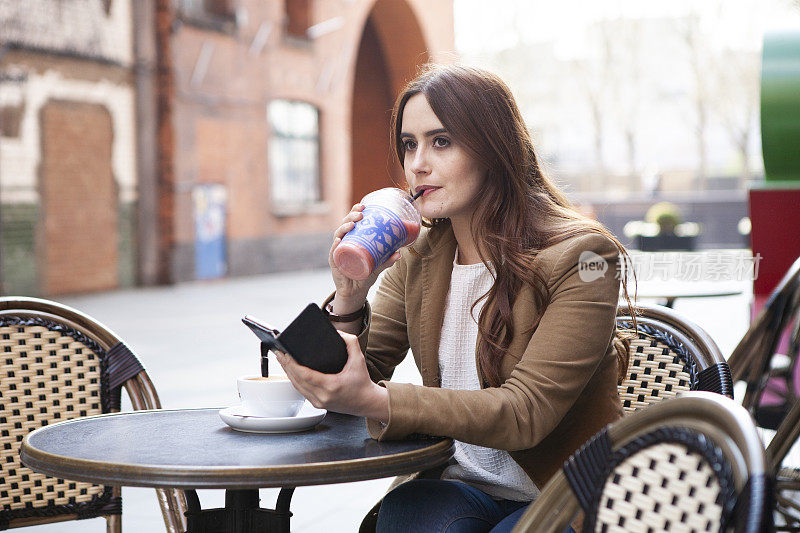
356,303,733,532
0,297,186,531
726,256,800,531
728,255,800,428
616,303,733,414
512,392,771,533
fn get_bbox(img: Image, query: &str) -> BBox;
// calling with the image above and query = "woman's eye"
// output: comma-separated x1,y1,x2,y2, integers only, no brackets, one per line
403,139,417,151
433,137,450,148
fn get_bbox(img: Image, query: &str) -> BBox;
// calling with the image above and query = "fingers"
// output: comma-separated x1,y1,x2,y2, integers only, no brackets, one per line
330,205,365,265
333,221,356,240
329,237,341,267
341,204,364,225
338,330,357,339
276,351,317,383
337,330,364,368
334,208,364,237
275,351,324,404
275,336,373,415
275,351,349,410
337,330,359,346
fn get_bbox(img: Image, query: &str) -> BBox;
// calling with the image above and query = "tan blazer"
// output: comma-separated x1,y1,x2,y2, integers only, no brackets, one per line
328,219,623,489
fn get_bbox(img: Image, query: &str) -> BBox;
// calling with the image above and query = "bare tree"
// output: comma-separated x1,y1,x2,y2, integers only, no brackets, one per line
602,17,645,180
570,57,607,181
567,20,619,188
678,12,711,190
711,48,760,186
678,0,762,189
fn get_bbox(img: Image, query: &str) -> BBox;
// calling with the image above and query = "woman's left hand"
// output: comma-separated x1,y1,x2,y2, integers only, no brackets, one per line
274,331,389,423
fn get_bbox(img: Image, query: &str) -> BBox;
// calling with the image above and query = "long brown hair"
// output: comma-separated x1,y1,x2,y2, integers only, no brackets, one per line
390,64,637,386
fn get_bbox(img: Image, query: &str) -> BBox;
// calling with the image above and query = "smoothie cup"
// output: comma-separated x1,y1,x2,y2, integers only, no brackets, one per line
333,188,422,280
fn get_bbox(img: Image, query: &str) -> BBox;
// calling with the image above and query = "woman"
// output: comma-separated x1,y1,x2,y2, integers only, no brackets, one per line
275,64,635,532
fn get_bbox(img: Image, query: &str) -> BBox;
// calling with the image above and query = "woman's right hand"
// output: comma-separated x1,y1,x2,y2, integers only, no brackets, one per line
329,203,401,313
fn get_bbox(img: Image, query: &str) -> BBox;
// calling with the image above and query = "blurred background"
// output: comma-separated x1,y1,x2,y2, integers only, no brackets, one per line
3,1,800,531
1,0,798,298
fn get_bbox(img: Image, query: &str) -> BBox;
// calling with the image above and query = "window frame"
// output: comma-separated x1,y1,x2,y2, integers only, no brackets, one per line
266,99,327,217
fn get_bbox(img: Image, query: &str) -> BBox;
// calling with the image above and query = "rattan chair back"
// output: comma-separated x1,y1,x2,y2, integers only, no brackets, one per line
616,304,732,414
725,256,800,531
512,392,771,533
0,297,186,531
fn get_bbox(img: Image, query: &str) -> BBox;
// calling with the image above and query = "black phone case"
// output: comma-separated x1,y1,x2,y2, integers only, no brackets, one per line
276,303,348,374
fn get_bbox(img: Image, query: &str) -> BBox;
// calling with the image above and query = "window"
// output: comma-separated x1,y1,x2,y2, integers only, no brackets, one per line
203,0,234,18
179,0,236,31
0,103,24,138
285,0,311,40
268,100,321,210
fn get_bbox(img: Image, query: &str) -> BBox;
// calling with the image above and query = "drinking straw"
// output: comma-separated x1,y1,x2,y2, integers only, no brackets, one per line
411,189,424,201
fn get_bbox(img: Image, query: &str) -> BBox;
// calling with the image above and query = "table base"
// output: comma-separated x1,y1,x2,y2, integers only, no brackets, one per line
184,488,294,533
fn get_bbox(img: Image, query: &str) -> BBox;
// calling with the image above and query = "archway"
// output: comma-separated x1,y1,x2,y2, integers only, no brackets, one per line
350,0,429,206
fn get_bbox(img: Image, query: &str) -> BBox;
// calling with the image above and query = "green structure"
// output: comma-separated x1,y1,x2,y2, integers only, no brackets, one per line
760,31,800,183
750,29,800,297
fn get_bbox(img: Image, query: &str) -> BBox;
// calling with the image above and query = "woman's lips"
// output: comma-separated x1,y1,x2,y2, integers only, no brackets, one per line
419,187,441,197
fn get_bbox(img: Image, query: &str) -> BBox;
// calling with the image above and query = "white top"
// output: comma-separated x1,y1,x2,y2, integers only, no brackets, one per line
438,251,539,502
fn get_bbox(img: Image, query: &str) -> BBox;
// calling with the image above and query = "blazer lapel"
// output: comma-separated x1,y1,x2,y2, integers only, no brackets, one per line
419,223,457,387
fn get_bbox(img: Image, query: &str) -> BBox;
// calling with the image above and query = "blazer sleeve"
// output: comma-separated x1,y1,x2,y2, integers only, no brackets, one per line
323,250,412,383
370,233,621,451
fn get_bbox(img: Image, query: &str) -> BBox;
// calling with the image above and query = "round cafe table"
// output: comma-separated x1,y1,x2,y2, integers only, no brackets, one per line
627,284,743,308
20,408,454,532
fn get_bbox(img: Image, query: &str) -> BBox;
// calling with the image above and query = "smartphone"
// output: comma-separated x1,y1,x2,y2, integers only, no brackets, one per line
242,303,349,374
242,315,289,354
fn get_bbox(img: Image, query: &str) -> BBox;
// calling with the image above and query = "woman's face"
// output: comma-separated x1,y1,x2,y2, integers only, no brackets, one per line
400,93,486,225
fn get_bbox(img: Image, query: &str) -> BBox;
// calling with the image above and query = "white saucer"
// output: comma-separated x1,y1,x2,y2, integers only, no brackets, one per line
219,402,327,434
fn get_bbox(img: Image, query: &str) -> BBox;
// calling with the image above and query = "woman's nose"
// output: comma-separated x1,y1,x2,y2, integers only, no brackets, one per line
409,147,430,175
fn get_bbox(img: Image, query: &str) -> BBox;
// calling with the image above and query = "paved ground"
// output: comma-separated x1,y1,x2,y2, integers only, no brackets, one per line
21,264,755,532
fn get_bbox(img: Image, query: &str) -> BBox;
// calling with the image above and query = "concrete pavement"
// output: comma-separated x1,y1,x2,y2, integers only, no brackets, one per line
21,266,754,532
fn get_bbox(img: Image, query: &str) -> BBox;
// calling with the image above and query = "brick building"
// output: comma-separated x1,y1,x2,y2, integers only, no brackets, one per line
0,0,138,296
0,0,455,295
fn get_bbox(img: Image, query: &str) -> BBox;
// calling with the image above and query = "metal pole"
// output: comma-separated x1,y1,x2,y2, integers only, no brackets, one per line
155,0,176,284
0,43,8,295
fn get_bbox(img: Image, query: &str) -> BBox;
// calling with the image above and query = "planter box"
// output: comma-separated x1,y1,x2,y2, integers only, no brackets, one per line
636,234,697,251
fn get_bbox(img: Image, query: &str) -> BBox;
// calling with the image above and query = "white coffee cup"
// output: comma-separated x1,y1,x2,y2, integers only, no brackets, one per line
237,375,305,418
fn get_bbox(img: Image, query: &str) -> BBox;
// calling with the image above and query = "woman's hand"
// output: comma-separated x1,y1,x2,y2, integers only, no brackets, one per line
329,204,401,314
274,330,389,423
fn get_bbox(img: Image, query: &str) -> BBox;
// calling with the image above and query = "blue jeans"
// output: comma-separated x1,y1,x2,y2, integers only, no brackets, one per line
375,479,575,533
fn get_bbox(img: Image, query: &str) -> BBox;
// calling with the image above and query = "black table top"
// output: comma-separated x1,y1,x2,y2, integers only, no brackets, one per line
633,289,743,299
20,408,453,489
